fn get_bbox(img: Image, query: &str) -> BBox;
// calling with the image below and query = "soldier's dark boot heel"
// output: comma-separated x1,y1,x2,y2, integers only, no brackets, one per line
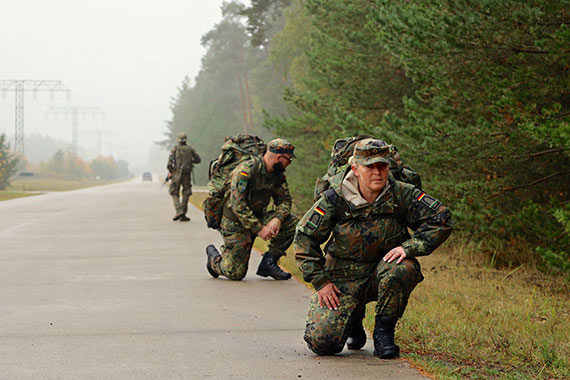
373,315,400,359
256,253,291,280
346,305,367,350
205,245,221,278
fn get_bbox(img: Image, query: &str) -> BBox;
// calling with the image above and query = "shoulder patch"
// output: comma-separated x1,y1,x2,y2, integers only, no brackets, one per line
305,206,325,231
416,191,441,210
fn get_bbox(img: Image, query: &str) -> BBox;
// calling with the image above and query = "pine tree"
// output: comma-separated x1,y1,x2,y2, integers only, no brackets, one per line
0,133,18,190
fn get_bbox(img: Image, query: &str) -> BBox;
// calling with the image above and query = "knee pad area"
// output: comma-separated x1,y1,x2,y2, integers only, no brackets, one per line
304,330,344,356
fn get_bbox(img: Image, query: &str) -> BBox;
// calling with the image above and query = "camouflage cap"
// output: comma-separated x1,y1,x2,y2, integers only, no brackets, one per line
177,133,188,142
267,138,296,158
353,138,390,166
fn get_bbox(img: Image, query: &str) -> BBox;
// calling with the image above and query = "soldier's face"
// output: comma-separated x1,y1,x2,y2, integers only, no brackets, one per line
276,154,293,171
353,162,389,193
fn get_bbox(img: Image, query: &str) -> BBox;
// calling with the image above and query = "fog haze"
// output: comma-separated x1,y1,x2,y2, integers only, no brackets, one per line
0,0,228,173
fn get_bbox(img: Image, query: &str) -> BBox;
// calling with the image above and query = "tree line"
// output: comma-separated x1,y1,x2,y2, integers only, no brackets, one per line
162,0,569,275
0,134,130,187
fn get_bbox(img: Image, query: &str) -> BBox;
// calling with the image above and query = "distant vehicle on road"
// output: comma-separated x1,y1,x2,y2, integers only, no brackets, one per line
142,172,153,182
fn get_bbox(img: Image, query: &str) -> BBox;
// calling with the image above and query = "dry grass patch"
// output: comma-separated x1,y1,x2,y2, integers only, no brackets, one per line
9,178,117,192
0,191,40,201
366,239,570,380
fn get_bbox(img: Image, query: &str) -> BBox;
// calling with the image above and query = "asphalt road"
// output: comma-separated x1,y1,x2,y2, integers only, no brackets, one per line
0,179,430,380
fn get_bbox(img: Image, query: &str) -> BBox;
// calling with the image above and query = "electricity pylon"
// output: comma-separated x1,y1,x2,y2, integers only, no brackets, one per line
0,80,69,156
48,106,104,155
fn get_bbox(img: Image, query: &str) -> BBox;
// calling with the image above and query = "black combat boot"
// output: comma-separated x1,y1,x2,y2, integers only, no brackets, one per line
179,215,190,222
256,253,291,280
172,212,183,221
205,245,221,278
346,305,367,350
373,315,400,359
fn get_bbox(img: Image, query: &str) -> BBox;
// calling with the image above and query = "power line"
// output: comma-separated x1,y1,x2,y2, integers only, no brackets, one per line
47,106,104,156
0,80,70,156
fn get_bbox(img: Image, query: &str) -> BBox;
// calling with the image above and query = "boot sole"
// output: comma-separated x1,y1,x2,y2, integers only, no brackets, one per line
205,245,220,278
256,270,291,280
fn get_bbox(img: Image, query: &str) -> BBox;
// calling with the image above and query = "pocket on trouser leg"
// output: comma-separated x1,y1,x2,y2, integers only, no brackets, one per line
304,292,358,355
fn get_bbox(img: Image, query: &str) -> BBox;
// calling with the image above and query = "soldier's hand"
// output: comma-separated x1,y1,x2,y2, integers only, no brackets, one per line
258,225,274,241
384,246,407,264
167,172,172,179
317,282,341,311
265,218,282,237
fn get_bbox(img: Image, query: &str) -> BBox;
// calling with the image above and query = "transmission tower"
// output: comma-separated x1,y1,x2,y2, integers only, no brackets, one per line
0,80,69,156
48,106,104,155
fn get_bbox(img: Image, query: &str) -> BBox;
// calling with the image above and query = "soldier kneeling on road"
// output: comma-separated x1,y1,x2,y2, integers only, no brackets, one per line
294,138,452,358
206,139,299,281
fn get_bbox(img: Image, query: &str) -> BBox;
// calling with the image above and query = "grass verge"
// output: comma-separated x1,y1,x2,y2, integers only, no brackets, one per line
9,178,120,192
189,193,569,379
0,191,41,201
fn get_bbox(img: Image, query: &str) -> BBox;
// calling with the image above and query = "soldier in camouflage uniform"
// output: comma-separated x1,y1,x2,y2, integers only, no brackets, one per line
206,139,299,281
167,133,201,221
294,139,452,358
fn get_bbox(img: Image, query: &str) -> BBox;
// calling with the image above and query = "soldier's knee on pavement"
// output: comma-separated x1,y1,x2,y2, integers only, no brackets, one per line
304,330,345,356
222,267,247,281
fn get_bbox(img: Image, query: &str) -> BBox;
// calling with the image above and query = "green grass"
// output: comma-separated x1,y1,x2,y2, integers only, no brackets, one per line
9,178,119,192
189,193,569,379
0,191,40,201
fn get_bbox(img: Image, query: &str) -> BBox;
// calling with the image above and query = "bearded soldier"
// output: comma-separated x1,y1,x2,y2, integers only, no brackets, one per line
167,133,201,221
294,138,452,358
206,138,299,281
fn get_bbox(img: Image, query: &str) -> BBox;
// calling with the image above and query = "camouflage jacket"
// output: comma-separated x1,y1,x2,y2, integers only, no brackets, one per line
294,169,452,291
225,157,293,234
167,143,201,173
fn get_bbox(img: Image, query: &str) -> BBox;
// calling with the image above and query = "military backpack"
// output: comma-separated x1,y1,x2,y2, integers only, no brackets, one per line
313,135,422,201
203,134,267,229
173,145,197,173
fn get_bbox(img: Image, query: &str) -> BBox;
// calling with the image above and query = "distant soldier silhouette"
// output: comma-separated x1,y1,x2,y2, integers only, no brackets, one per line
167,133,201,221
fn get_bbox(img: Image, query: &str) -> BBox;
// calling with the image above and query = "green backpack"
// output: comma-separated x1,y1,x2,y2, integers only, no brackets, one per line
313,135,422,201
203,134,267,230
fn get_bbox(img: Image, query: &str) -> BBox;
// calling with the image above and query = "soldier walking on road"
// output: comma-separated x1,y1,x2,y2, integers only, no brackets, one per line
294,139,452,358
206,139,299,281
168,133,201,222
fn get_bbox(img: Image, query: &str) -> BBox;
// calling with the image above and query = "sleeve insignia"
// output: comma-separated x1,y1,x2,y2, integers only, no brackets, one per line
237,179,248,193
417,192,441,210
305,208,324,231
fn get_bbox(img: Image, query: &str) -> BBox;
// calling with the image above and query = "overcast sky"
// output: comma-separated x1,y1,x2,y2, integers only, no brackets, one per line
0,0,231,171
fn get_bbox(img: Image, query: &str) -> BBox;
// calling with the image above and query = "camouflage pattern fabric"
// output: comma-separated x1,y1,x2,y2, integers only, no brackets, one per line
226,157,292,234
210,211,298,280
304,292,359,355
295,170,452,354
168,142,201,214
267,138,296,157
209,157,298,280
302,256,424,355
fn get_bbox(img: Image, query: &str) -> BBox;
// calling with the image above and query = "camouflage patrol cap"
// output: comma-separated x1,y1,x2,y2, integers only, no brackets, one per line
267,138,296,158
353,138,390,166
177,133,188,142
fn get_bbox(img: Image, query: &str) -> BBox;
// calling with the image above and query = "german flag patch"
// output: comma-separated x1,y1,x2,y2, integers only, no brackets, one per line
417,192,441,210
305,206,325,231
239,171,248,177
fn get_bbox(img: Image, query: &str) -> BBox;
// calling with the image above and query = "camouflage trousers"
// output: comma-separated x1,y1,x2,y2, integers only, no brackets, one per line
169,171,192,215
210,212,299,281
304,258,423,355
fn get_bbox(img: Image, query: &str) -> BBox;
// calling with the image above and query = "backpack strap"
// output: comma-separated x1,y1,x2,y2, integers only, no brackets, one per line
391,183,408,227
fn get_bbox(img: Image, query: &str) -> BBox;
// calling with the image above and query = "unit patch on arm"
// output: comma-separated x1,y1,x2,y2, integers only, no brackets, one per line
417,192,441,210
305,206,325,231
237,171,249,193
